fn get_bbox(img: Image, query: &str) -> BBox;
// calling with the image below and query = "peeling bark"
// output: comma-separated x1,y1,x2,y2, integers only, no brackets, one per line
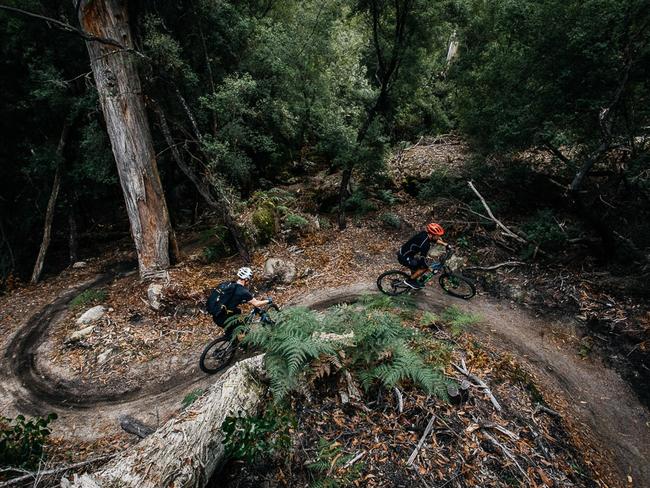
62,355,266,488
77,0,175,279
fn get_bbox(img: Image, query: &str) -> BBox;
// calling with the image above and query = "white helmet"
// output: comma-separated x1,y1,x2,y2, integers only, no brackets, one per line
237,267,253,280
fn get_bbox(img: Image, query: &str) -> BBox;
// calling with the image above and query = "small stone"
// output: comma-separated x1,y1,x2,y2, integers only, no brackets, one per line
147,283,164,310
263,258,297,284
76,305,106,325
97,349,113,365
72,261,87,269
67,325,95,342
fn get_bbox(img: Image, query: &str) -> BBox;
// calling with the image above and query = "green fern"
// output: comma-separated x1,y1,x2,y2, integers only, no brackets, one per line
441,306,481,336
248,296,451,402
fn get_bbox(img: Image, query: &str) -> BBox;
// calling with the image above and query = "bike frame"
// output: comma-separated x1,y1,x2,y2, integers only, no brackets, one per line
418,247,453,286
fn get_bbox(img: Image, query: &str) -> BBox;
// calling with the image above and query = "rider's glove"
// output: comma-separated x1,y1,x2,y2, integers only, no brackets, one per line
266,297,273,304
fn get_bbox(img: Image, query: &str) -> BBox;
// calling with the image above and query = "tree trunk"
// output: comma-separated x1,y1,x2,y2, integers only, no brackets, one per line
77,0,175,279
152,102,251,263
62,355,266,488
30,120,71,284
68,201,79,264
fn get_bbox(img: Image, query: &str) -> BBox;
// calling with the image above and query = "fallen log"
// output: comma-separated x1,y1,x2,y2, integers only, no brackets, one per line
62,355,266,488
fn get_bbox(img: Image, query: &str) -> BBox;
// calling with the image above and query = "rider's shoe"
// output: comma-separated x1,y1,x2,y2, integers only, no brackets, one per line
404,278,424,289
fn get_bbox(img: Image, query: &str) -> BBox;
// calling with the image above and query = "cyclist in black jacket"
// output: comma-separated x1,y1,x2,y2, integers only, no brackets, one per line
397,223,447,289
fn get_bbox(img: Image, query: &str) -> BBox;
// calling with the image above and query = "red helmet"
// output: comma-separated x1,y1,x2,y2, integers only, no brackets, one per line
426,222,445,237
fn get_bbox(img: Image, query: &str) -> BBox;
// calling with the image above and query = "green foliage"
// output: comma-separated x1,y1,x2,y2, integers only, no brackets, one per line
379,212,401,229
246,296,449,400
252,205,278,244
308,438,364,488
452,0,650,154
284,213,309,231
345,190,377,215
418,169,471,201
521,209,568,257
222,404,295,462
441,306,481,337
0,413,57,470
181,388,205,409
201,225,234,262
70,289,107,309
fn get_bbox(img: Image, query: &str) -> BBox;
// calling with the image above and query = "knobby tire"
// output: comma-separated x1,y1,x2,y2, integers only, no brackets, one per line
377,270,411,296
199,335,236,374
439,272,476,299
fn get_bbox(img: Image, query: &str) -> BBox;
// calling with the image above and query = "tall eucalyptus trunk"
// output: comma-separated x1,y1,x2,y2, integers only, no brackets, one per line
77,0,176,278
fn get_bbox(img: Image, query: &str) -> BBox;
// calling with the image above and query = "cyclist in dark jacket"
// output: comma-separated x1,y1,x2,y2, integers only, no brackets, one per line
208,267,272,336
397,223,447,289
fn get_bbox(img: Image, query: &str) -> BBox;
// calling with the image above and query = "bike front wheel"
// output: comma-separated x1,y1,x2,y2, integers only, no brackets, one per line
199,336,236,374
439,273,476,299
377,270,411,296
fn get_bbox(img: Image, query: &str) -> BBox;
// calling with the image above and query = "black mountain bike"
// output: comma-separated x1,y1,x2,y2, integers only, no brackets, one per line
199,303,279,374
377,246,475,299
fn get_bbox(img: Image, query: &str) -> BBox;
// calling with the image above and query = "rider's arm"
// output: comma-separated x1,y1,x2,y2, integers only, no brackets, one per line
249,296,271,307
436,238,449,247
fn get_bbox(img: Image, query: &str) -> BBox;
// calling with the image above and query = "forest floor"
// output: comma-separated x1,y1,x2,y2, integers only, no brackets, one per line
1,140,649,486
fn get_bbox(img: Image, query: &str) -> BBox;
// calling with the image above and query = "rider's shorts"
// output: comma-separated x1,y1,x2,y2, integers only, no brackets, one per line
397,253,427,271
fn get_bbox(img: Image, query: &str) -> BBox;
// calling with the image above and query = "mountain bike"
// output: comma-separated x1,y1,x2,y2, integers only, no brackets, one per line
377,246,475,299
199,303,279,374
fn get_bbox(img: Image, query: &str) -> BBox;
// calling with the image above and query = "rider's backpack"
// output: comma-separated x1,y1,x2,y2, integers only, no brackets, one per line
206,281,238,317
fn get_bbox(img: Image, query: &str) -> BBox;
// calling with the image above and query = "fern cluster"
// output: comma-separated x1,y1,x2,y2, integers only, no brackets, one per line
247,295,449,401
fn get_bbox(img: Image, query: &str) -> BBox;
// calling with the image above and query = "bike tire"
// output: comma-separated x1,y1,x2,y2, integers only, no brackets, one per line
199,336,236,374
377,270,411,296
439,272,476,299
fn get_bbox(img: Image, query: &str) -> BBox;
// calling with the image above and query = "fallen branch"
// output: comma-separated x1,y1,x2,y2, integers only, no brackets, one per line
532,404,561,421
464,261,526,272
406,415,436,466
482,430,530,482
0,455,115,488
468,181,527,244
343,451,366,469
393,387,404,414
452,359,502,412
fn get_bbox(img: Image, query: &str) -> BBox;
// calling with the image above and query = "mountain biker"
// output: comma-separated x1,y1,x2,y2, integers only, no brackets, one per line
207,267,272,337
397,222,448,289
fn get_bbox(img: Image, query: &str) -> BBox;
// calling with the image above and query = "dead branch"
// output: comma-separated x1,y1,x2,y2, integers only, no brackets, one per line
467,181,527,244
482,430,530,482
0,455,115,488
0,5,129,51
452,359,502,412
464,261,526,272
406,414,436,466
343,451,366,469
393,387,404,414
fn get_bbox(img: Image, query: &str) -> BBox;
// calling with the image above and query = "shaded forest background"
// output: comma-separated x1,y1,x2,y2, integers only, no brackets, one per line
0,0,649,289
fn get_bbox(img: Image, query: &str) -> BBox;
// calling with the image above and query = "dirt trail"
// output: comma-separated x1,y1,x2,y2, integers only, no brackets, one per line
300,283,650,487
1,280,649,486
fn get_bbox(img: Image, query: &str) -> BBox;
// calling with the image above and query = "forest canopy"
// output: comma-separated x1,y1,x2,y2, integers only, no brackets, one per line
0,0,648,285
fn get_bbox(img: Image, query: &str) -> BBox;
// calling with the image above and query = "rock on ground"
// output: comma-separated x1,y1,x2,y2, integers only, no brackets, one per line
67,325,96,343
263,258,297,284
76,306,106,325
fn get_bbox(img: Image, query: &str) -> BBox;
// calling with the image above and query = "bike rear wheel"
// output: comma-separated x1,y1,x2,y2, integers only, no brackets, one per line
377,270,411,296
439,272,476,299
199,336,236,374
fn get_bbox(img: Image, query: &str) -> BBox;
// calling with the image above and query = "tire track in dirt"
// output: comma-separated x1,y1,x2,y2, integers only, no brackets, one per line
299,283,650,488
2,279,648,487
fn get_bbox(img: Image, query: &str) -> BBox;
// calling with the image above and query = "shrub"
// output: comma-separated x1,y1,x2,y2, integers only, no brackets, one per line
376,189,398,205
379,212,401,229
222,404,295,462
345,190,377,215
200,226,234,262
308,438,364,488
0,413,57,470
418,169,471,202
284,213,309,231
244,296,449,401
521,209,567,257
70,289,107,309
252,205,278,244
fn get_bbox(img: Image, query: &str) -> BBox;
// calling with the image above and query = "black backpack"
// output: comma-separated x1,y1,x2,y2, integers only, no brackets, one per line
206,281,238,317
